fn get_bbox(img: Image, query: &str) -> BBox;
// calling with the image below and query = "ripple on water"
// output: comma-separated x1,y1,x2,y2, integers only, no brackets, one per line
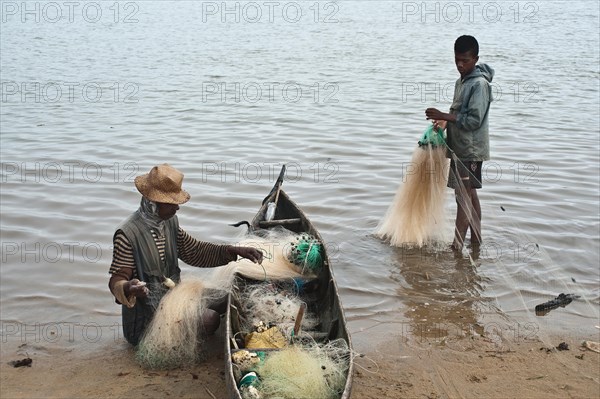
1,1,598,346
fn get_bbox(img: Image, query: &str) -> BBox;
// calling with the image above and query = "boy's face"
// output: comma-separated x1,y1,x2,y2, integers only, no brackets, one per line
455,51,479,78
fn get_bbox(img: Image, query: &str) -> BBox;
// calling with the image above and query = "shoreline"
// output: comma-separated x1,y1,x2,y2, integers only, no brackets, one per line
2,329,598,399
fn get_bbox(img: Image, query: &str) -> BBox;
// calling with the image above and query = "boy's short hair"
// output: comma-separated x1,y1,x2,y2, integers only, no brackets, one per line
454,35,479,56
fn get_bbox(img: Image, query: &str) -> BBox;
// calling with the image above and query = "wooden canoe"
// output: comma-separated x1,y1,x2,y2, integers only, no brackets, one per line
224,165,353,398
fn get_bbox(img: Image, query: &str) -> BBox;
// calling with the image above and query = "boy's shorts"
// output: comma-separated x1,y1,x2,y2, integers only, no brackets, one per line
448,159,483,189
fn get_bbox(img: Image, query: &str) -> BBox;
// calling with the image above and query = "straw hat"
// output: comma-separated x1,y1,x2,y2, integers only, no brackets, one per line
134,164,191,204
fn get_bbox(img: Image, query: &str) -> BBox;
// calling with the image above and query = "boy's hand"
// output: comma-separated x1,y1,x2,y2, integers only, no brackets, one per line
425,108,446,121
426,108,456,125
433,120,447,131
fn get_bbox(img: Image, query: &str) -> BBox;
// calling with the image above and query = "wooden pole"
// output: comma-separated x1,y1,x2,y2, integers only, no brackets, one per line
293,303,307,336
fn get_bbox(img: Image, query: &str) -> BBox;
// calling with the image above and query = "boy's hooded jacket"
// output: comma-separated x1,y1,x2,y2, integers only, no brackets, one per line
447,63,494,161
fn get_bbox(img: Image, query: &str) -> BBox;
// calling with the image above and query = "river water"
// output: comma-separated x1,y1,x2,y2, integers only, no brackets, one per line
1,1,599,353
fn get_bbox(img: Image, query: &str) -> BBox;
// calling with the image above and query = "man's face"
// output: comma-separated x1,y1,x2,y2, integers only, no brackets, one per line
455,51,479,78
157,202,180,220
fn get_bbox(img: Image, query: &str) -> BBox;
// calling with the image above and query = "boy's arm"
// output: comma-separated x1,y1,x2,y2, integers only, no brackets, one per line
426,80,490,130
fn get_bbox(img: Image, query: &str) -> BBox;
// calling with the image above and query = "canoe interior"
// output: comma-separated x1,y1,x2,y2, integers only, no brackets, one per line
224,188,353,399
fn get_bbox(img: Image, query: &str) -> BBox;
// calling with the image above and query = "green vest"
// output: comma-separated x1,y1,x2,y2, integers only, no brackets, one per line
117,211,180,345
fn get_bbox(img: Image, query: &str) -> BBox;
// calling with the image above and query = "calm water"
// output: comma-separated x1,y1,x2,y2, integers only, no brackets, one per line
1,1,599,353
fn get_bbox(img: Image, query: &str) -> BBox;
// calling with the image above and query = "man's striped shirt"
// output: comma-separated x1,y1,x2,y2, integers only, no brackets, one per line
108,227,235,301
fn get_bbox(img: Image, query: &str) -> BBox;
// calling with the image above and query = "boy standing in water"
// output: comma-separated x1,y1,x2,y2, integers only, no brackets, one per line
425,35,494,251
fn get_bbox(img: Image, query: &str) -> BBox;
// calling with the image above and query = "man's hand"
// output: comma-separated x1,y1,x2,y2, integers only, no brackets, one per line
227,246,264,264
125,279,149,299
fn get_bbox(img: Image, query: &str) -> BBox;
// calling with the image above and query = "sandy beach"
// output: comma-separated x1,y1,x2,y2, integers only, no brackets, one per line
2,328,598,399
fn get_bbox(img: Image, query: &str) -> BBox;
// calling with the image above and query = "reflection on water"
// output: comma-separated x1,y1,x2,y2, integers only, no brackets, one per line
390,246,488,342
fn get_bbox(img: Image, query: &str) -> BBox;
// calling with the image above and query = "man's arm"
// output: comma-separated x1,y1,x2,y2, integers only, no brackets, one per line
108,231,148,307
177,228,263,267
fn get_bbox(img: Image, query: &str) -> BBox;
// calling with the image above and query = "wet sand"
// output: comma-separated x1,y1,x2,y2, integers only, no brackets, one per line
2,330,598,399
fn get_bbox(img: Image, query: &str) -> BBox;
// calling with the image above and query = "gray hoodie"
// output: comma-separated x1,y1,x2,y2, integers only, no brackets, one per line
447,63,494,161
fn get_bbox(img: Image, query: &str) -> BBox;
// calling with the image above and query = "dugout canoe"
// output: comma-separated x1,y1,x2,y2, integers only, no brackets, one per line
224,165,354,399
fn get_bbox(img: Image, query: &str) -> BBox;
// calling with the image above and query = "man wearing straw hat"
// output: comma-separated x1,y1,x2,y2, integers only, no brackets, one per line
108,163,263,345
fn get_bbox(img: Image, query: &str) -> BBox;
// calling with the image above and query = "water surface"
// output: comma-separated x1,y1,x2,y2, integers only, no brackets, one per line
1,1,599,352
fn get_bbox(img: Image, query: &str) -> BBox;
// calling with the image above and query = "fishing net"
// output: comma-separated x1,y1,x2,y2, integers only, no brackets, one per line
135,279,211,369
230,227,319,281
418,123,447,147
237,282,319,336
445,153,600,359
289,234,324,273
135,268,236,370
376,125,451,247
245,326,288,349
250,339,350,399
226,226,352,398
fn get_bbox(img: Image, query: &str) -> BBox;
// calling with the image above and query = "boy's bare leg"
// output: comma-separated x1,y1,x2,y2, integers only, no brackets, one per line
452,184,472,251
469,188,482,245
